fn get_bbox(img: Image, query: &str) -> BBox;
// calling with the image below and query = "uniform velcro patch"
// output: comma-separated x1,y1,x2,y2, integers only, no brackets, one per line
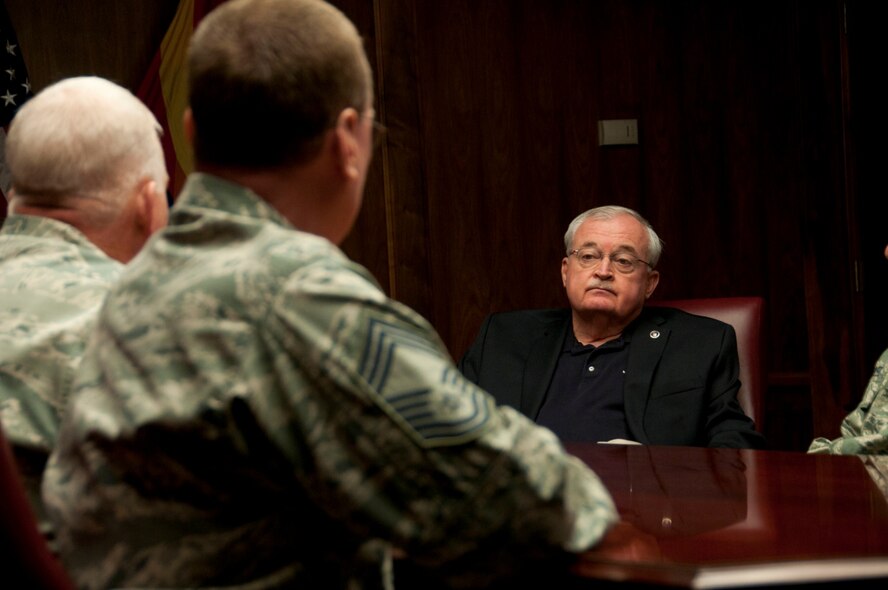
358,318,493,447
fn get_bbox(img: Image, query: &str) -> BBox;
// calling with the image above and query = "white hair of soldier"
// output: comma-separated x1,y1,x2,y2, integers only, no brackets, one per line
5,76,166,222
564,205,663,267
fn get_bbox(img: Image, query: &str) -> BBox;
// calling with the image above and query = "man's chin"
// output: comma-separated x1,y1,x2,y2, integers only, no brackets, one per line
581,290,618,306
576,299,617,314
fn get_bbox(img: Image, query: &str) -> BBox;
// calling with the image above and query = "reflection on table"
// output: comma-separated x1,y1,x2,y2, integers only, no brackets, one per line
567,444,888,588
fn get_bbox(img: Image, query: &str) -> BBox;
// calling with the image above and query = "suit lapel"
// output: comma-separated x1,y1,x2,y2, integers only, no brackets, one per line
624,309,669,444
521,313,569,419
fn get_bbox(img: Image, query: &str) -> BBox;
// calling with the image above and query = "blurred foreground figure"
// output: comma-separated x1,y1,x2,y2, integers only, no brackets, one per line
42,1,617,588
0,76,167,524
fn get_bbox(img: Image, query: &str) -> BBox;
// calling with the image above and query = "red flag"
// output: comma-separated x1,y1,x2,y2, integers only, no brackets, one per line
137,0,227,200
0,4,34,219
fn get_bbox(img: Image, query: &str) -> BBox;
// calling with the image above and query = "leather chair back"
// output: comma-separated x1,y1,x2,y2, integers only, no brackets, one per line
0,424,74,589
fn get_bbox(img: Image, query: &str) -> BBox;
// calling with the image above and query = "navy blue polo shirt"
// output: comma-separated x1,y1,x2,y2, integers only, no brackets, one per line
536,325,630,442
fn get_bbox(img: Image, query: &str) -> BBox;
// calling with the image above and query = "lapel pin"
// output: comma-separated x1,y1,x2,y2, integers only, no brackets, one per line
650,330,660,339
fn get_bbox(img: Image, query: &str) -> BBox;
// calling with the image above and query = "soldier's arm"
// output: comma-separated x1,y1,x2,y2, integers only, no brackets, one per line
265,261,617,571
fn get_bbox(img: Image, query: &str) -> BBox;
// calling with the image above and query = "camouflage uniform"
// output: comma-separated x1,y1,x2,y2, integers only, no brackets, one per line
809,348,888,455
43,174,617,590
862,456,888,498
0,214,121,521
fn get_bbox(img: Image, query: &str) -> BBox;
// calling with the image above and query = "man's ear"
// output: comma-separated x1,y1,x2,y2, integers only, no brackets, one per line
183,107,195,145
333,108,361,180
644,270,660,299
4,188,15,211
107,179,167,263
135,179,169,235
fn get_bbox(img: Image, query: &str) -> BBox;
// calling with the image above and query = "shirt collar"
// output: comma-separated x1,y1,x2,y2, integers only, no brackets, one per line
562,313,643,355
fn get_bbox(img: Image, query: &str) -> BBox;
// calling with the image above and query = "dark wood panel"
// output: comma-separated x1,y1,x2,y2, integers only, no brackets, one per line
4,0,178,92
332,0,392,296
350,0,434,318
847,0,888,381
410,1,805,356
794,2,860,438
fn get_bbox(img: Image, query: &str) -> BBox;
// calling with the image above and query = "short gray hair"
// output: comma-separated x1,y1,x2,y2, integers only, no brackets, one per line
564,205,663,267
5,76,166,220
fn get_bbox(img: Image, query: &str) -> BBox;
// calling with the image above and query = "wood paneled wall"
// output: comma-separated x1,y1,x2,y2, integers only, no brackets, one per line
5,0,178,90
6,0,883,451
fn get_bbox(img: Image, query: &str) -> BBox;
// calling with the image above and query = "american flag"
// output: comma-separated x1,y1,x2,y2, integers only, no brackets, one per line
0,3,33,207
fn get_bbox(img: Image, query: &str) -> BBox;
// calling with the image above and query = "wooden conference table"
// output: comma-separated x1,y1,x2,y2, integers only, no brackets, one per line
566,443,888,589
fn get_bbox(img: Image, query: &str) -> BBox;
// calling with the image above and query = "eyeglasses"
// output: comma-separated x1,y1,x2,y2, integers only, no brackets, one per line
569,247,653,274
370,119,387,150
362,109,387,150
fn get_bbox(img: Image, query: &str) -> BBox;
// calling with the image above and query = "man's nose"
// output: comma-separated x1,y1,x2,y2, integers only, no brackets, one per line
593,256,614,277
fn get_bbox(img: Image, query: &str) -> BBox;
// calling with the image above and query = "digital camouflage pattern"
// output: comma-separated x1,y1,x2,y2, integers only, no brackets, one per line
862,455,888,498
809,348,888,455
43,173,617,590
0,214,121,517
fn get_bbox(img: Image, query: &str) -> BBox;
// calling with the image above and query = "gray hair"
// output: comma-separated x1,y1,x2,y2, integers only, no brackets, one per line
564,205,663,267
5,76,167,220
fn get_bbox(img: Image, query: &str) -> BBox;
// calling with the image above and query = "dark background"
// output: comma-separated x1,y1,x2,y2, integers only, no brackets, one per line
6,0,887,451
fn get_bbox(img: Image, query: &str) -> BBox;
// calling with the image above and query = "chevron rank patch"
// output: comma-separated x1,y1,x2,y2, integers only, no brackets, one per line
358,317,494,447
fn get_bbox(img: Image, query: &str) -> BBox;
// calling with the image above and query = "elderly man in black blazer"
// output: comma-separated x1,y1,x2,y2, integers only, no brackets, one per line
459,206,764,449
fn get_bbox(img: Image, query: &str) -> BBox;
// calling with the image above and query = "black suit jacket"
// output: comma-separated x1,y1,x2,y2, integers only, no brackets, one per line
458,307,765,449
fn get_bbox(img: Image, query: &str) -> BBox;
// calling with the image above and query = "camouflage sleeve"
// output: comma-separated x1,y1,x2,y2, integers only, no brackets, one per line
264,258,616,568
809,349,888,455
862,456,888,498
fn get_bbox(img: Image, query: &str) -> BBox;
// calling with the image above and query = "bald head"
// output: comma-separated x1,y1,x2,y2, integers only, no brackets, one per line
5,76,167,221
5,77,169,262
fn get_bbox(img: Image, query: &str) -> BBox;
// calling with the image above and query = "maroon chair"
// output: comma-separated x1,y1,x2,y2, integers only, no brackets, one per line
0,424,74,590
649,297,765,432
